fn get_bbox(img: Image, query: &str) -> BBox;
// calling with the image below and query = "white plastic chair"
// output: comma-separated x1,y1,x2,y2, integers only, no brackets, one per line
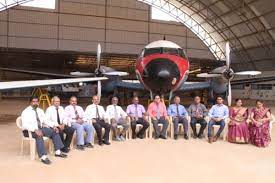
108,117,130,142
170,116,190,138
16,116,53,160
206,116,229,141
187,116,208,138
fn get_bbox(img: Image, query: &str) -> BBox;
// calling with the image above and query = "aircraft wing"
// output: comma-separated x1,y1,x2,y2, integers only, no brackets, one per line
177,81,211,92
232,76,275,85
115,80,145,90
0,77,108,90
0,67,76,78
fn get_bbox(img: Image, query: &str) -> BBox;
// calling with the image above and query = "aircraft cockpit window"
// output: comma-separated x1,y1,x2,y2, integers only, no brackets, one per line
162,48,179,55
144,48,162,57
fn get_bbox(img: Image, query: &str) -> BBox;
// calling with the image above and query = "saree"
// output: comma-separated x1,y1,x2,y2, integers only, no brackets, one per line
228,107,249,143
249,107,271,147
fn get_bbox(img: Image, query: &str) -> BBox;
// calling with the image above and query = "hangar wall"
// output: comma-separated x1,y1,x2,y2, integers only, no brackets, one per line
0,0,215,60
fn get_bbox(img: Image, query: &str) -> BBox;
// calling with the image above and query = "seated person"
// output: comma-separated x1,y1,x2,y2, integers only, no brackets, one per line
228,99,249,144
21,96,67,165
85,95,111,145
249,100,272,147
45,96,75,153
208,96,229,143
188,96,207,139
106,96,129,141
168,96,189,140
64,96,94,150
147,95,169,139
126,96,149,139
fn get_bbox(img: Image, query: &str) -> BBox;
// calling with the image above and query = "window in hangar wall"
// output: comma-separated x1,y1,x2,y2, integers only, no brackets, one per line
21,0,56,9
151,6,179,22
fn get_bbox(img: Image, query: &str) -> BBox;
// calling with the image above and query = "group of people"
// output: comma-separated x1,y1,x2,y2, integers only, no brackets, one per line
21,94,272,165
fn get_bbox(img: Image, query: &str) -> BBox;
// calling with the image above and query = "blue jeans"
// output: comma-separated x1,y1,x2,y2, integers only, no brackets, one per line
72,122,94,145
208,120,225,137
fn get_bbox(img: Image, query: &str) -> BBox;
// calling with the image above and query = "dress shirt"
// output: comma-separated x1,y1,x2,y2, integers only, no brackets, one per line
126,104,146,118
167,104,188,117
106,104,127,120
84,104,107,121
45,105,67,127
147,102,167,118
208,104,229,120
21,106,46,132
64,105,85,124
188,103,208,118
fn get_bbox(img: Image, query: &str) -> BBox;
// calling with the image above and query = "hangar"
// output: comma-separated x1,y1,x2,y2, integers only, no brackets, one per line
0,0,274,182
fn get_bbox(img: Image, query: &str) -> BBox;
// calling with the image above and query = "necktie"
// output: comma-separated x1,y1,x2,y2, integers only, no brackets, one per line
114,105,118,121
73,106,79,120
176,104,179,117
96,105,100,119
157,104,160,119
134,105,138,120
33,108,41,128
56,107,61,125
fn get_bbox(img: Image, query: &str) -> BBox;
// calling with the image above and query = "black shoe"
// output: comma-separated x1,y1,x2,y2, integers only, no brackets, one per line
41,158,51,165
160,135,167,139
85,143,94,148
174,134,178,140
55,152,68,158
132,133,137,139
61,147,70,153
76,145,85,151
184,134,189,140
103,141,111,145
137,134,144,139
98,141,104,146
193,134,198,139
198,134,203,139
154,134,160,139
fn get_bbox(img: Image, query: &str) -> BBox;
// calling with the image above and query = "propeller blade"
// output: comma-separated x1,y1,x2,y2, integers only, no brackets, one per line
104,71,129,76
189,68,201,74
196,73,222,78
225,42,230,69
97,44,101,70
235,71,262,76
97,80,101,101
70,71,94,76
227,80,232,106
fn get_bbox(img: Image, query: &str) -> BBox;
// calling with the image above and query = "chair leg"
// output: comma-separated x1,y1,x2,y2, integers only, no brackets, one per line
109,130,112,142
170,123,174,138
21,139,24,155
30,140,36,161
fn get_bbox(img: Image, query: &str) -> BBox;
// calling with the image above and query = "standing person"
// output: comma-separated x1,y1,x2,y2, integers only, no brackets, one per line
188,96,208,139
21,96,67,165
106,96,129,141
85,95,111,145
227,99,249,144
65,96,94,150
249,100,272,147
45,96,75,153
167,96,189,140
147,95,169,139
208,96,229,143
126,96,149,139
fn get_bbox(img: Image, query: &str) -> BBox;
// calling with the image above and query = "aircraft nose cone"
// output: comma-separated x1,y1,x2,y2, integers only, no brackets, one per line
158,70,170,78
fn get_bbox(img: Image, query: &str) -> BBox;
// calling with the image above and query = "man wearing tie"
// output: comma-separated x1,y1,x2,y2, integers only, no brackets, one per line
85,95,111,145
106,96,129,141
147,95,169,139
21,96,67,165
64,96,94,150
167,96,189,140
126,96,149,139
45,96,75,153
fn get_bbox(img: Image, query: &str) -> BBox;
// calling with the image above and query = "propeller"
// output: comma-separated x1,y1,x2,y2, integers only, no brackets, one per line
196,73,222,78
96,44,102,100
234,71,262,76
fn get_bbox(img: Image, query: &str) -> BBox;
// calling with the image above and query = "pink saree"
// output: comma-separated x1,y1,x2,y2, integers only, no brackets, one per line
249,107,271,147
228,107,249,143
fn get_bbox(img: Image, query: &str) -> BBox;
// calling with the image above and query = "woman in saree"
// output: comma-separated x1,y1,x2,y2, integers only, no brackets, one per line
228,99,249,143
249,100,272,147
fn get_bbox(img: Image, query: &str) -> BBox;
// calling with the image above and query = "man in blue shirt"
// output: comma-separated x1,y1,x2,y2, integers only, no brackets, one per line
208,96,229,143
168,96,188,140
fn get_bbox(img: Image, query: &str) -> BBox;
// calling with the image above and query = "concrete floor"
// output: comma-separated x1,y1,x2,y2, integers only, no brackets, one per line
0,99,274,183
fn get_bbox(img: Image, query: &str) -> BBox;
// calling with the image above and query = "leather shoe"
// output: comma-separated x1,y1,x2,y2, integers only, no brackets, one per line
198,134,203,139
55,153,67,158
41,158,51,165
174,134,178,140
213,136,219,142
184,134,189,140
85,143,94,148
76,145,85,150
103,141,111,145
160,135,167,139
98,141,104,146
61,147,70,153
208,137,213,143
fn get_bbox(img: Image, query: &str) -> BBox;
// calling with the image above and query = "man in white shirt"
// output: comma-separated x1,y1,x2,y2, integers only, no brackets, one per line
64,96,94,150
106,96,129,141
45,96,75,153
21,96,67,165
85,95,111,145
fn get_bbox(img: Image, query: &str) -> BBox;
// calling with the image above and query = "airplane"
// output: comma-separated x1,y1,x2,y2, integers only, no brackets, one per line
0,40,274,106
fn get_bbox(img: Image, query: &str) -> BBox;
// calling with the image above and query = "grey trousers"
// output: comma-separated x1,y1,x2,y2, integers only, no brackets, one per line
23,127,64,158
111,118,129,137
173,117,188,135
152,117,168,137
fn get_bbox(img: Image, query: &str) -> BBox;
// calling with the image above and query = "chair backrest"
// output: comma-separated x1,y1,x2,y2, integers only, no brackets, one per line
16,116,22,129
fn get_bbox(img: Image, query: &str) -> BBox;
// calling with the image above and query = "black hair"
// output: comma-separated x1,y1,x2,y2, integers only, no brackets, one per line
29,95,39,102
235,98,242,102
256,99,264,104
216,96,223,100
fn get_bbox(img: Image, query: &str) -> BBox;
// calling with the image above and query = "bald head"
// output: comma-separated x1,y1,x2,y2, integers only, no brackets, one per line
69,96,77,106
92,95,100,105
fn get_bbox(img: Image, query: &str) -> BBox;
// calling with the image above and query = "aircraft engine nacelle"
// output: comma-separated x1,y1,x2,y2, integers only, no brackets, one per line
210,79,227,94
